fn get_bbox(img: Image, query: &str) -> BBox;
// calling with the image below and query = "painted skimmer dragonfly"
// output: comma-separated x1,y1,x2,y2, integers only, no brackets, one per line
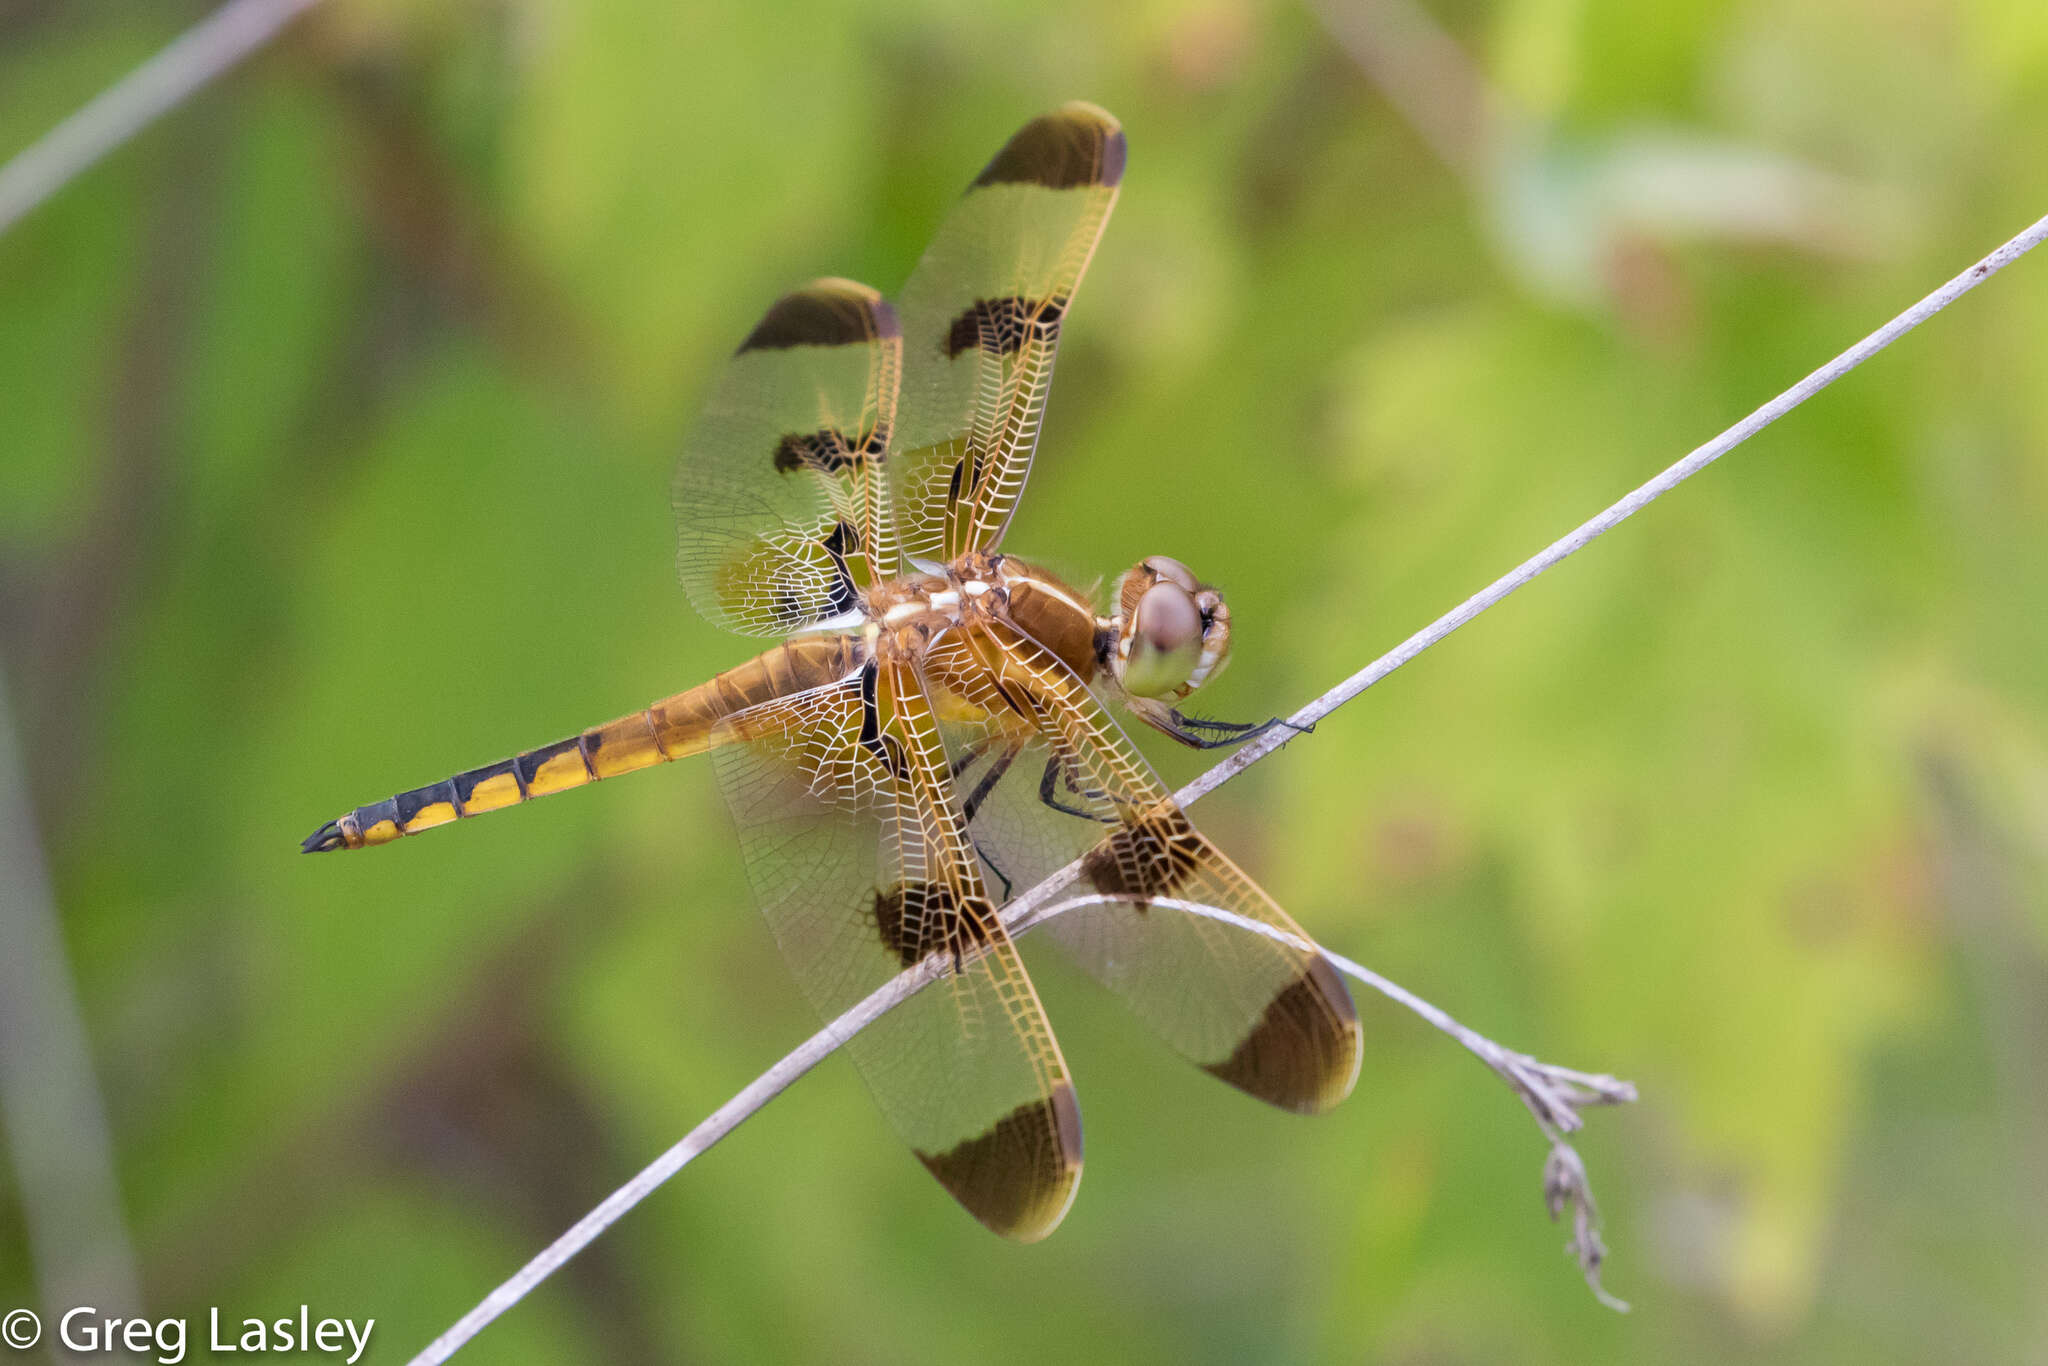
305,104,1360,1240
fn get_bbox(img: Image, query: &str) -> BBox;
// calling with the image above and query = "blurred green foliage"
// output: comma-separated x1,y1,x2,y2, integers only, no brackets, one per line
4,0,2048,1361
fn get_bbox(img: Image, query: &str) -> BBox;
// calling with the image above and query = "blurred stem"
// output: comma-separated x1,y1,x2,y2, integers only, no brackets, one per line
1920,751,2048,1230
10,93,221,847
0,662,143,1320
0,0,324,235
1309,0,1504,183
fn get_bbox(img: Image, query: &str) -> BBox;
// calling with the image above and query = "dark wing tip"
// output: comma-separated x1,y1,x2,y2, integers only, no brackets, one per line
917,1082,1084,1242
1202,954,1361,1115
972,102,1125,191
301,819,348,853
736,277,889,353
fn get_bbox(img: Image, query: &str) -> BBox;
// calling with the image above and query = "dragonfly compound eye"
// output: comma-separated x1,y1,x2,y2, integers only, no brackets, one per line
1122,580,1206,699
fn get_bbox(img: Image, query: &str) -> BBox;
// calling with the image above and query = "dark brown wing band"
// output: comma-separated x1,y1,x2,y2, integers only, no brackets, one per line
917,1082,1083,1242
738,278,899,353
973,102,1126,190
1200,954,1359,1116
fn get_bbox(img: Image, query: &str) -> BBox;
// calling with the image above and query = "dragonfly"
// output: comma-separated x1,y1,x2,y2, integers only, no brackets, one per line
304,103,1360,1241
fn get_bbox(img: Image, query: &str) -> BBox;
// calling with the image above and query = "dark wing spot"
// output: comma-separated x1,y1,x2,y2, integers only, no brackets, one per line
872,881,999,968
915,1084,1082,1241
772,425,890,476
820,521,861,615
772,431,838,475
1081,806,1203,902
943,296,1067,359
872,886,908,964
738,280,886,353
1201,955,1360,1115
972,104,1125,190
821,521,858,555
857,659,883,757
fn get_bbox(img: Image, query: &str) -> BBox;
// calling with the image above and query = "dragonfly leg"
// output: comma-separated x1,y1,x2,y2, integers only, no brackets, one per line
1151,708,1312,750
1038,754,1116,823
975,839,1014,901
960,740,1021,825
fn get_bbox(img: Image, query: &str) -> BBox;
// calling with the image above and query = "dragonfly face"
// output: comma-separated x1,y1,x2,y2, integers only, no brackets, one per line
305,104,1360,1241
1104,555,1236,740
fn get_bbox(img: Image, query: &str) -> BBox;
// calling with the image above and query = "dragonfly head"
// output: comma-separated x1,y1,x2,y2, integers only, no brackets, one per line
1110,556,1233,703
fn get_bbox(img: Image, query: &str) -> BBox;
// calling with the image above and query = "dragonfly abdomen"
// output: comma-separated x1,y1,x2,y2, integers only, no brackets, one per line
300,634,866,852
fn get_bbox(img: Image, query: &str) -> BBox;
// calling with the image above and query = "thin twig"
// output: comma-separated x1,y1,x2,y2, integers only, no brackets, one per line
0,0,325,237
1167,209,2048,811
1013,896,1636,1307
406,210,2048,1362
406,955,952,1366
1015,894,1639,1133
1317,934,1634,1308
408,891,1617,1366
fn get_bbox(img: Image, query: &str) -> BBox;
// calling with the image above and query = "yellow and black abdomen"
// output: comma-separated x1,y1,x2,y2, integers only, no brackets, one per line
301,634,866,852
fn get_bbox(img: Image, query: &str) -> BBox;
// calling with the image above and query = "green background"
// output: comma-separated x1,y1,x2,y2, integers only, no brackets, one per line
5,0,2047,1361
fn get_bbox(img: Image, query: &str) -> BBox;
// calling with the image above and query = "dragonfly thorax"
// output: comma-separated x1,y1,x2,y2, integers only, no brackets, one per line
852,551,1235,730
857,552,1104,684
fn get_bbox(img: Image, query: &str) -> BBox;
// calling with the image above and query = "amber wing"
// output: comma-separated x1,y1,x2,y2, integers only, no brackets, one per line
706,649,1082,1239
889,103,1125,564
674,279,901,637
